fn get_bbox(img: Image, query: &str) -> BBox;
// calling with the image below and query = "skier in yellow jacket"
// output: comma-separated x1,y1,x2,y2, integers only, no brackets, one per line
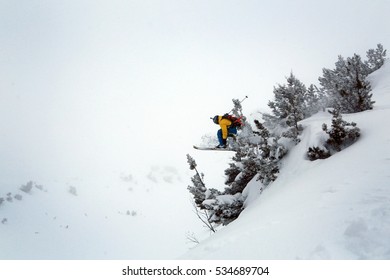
212,115,238,148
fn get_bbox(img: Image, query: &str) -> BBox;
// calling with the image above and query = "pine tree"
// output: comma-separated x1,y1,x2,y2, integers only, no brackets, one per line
224,120,286,195
231,97,253,147
268,72,307,142
322,109,360,152
252,120,286,184
304,84,325,116
318,46,384,113
231,98,244,117
187,154,244,226
365,43,387,73
224,146,259,195
307,146,331,161
186,154,208,208
186,155,219,231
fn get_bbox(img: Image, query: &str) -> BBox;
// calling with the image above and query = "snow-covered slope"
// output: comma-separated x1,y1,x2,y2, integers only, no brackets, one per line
0,166,201,259
181,60,390,260
1,61,389,260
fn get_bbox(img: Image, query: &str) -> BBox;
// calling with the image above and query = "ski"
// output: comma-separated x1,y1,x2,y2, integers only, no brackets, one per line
193,145,236,152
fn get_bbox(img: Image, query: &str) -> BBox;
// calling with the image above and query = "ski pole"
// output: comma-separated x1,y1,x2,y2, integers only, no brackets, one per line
228,95,248,114
210,96,249,120
239,95,249,104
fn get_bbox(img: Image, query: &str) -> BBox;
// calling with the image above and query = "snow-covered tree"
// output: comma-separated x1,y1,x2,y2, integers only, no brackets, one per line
304,84,326,116
230,97,253,146
322,109,360,152
186,154,208,208
269,73,306,128
318,45,388,113
186,168,217,231
307,146,331,161
268,73,307,142
252,120,286,184
365,43,387,72
224,120,286,196
308,109,360,160
187,154,242,226
231,97,245,118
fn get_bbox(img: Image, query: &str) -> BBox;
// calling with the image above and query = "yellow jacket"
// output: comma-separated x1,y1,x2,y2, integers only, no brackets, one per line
218,116,232,140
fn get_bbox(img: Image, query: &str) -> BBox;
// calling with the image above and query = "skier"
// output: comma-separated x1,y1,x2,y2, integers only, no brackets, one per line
212,115,239,148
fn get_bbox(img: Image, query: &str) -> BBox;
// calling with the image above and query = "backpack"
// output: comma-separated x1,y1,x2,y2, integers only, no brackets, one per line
222,113,243,128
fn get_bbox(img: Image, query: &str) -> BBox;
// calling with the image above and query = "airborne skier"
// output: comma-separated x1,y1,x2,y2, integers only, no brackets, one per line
212,114,241,148
193,96,248,151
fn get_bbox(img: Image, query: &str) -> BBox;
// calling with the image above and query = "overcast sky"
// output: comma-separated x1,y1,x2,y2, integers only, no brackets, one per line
1,0,389,182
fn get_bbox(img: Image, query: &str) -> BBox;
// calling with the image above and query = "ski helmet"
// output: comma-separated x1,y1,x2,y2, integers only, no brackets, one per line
213,115,219,124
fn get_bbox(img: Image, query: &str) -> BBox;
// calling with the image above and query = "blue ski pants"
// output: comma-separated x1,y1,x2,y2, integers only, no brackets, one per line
217,127,237,145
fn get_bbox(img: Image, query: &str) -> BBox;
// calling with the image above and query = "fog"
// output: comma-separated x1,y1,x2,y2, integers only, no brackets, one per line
1,0,389,184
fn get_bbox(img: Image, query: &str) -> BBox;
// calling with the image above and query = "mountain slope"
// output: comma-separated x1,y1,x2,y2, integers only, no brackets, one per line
0,167,200,259
1,61,389,260
181,60,390,259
